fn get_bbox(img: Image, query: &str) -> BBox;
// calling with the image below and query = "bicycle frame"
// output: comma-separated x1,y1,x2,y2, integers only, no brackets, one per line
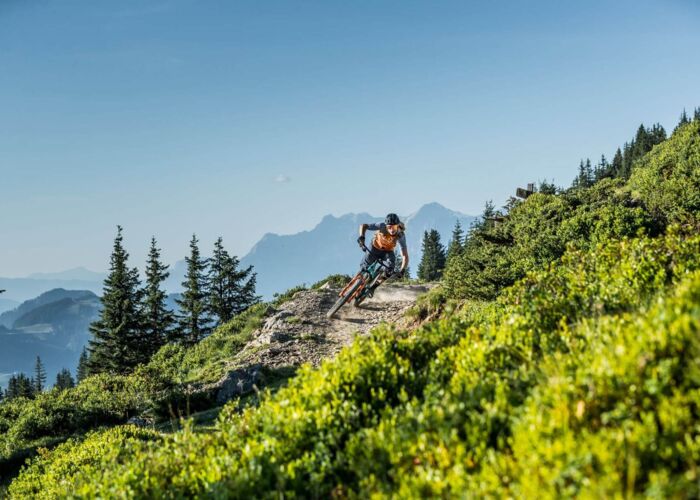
338,244,392,301
327,244,394,318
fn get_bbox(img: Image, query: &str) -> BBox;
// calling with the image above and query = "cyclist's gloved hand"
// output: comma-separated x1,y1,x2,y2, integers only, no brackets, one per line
357,236,365,248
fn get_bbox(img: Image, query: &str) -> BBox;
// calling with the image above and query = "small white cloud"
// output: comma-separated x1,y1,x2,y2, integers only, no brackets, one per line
274,175,291,183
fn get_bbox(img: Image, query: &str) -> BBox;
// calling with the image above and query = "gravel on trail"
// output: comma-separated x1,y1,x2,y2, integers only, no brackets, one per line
211,284,430,403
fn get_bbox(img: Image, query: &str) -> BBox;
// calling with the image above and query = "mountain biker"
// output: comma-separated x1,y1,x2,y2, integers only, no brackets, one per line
357,213,409,296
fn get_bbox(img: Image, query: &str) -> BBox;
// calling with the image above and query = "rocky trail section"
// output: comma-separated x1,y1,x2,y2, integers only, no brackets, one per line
208,284,430,404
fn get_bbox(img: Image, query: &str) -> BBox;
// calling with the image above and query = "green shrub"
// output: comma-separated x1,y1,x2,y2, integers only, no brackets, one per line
272,285,307,306
629,120,700,226
0,302,270,477
444,123,700,302
311,274,352,289
7,425,161,499
500,271,700,498
14,228,700,497
7,118,700,497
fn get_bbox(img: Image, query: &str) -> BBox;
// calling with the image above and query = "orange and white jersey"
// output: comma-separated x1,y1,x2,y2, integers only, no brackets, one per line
366,223,407,253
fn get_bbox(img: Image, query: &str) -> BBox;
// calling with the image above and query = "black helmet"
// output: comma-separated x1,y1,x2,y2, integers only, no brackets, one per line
385,213,400,225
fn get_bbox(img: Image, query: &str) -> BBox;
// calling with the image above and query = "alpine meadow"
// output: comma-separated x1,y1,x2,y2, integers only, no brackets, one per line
2,114,700,497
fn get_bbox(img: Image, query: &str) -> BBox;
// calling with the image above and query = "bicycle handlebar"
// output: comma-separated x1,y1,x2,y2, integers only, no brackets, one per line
360,243,392,270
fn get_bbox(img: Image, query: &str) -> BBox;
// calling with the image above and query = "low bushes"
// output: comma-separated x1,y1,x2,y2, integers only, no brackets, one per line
10,230,700,497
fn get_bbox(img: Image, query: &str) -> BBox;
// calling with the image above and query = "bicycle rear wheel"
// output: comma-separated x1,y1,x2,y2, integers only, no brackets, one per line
327,278,364,318
354,274,381,307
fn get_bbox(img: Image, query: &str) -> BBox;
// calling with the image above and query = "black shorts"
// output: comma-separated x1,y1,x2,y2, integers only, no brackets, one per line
360,246,395,276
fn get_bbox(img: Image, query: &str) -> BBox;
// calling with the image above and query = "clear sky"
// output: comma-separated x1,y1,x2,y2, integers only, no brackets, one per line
1,0,698,277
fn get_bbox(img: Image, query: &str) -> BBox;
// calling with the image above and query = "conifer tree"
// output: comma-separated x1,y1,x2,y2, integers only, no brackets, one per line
446,220,464,265
593,154,610,180
611,148,624,178
633,124,651,158
417,229,446,281
622,142,634,178
477,200,496,232
76,346,89,383
208,237,260,325
54,368,75,390
87,226,145,374
5,375,17,399
675,109,690,133
694,107,700,122
143,237,175,354
538,180,558,195
584,158,593,184
650,123,666,144
33,356,46,393
6,373,34,399
573,159,594,188
176,234,211,345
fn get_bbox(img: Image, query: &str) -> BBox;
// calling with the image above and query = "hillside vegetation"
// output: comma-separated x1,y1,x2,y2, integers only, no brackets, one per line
5,120,700,497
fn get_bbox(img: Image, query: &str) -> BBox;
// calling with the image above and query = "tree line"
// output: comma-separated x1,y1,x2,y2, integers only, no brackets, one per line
87,227,259,376
412,222,464,282
0,356,75,401
2,228,259,400
571,107,700,189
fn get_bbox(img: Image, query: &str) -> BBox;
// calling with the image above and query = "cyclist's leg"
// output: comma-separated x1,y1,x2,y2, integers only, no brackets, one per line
370,250,394,292
384,251,396,277
359,246,380,272
376,251,395,280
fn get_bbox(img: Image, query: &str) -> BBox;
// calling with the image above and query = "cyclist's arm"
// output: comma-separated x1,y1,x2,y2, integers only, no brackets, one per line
399,235,409,271
359,223,382,237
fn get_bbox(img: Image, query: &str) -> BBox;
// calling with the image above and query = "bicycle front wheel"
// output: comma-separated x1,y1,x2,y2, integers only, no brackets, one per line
327,278,364,318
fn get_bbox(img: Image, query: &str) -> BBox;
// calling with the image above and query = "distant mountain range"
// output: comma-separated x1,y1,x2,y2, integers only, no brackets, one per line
0,289,101,390
0,289,183,391
0,202,475,305
0,202,474,388
0,276,104,304
238,202,475,299
27,267,108,282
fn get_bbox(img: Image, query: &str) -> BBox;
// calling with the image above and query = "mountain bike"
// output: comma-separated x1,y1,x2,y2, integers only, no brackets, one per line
326,244,393,319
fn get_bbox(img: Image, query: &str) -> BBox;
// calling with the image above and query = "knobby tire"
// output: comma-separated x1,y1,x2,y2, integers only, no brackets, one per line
327,278,363,318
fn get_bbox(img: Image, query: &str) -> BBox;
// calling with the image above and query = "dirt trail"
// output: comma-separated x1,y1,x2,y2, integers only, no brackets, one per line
212,284,430,403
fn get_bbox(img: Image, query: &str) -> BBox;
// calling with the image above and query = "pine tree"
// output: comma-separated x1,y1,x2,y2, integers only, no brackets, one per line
675,109,690,133
54,368,75,390
6,373,34,399
176,234,211,345
594,154,610,181
584,158,593,185
33,356,46,393
76,346,89,383
621,141,634,179
143,237,176,354
573,159,594,188
208,237,259,325
694,107,700,122
87,226,145,374
417,230,446,281
477,200,497,231
650,123,667,144
633,124,651,158
446,220,464,265
538,180,558,195
611,148,624,178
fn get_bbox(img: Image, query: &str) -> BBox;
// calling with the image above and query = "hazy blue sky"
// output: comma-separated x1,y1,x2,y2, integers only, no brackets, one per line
1,0,698,276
